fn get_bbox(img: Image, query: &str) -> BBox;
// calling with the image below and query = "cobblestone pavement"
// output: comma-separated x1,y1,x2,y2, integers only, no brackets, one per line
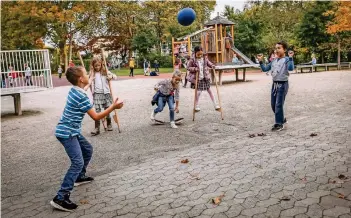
1,70,351,217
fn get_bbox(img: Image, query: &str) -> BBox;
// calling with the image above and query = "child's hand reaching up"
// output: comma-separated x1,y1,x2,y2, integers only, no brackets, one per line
113,98,124,109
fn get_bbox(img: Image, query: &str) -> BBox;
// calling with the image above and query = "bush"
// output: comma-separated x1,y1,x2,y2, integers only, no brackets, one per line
137,52,173,68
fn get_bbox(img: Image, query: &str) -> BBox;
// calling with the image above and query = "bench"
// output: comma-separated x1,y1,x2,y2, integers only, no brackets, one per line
1,87,48,115
341,62,351,69
212,64,259,85
295,63,338,73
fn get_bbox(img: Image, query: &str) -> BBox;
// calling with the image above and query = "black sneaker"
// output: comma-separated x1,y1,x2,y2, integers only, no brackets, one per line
74,176,94,187
50,194,78,212
272,124,284,131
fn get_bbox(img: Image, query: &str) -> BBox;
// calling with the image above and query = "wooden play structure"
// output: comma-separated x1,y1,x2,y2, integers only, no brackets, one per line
172,14,258,85
172,14,255,65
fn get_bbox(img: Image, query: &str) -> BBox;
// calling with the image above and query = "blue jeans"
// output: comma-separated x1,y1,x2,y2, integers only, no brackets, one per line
154,95,175,121
271,81,289,125
56,134,93,200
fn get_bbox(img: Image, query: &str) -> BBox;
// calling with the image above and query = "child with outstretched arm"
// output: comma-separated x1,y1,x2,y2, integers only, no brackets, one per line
257,41,294,131
51,66,123,212
150,70,182,129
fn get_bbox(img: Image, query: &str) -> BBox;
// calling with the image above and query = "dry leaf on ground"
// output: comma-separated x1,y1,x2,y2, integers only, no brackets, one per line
212,195,225,205
310,133,318,137
338,194,345,199
181,159,189,164
79,199,89,204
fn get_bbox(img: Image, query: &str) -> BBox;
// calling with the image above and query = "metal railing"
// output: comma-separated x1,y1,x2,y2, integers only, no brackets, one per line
1,49,53,95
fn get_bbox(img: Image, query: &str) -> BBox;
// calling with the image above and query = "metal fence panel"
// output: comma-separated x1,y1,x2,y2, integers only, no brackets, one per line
1,49,53,95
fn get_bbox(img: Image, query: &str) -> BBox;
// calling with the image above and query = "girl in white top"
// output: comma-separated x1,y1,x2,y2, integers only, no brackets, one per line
89,57,114,135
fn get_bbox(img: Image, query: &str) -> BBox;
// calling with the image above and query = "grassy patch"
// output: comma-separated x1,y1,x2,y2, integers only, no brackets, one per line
111,68,174,76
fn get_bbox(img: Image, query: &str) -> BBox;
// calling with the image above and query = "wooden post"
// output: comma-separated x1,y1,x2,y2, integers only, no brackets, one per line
187,37,191,56
172,37,175,65
205,31,208,53
243,68,246,81
215,24,219,63
235,69,239,81
231,25,234,44
220,24,224,64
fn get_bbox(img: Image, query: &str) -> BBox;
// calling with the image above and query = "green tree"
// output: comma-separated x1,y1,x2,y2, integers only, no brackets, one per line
296,1,334,63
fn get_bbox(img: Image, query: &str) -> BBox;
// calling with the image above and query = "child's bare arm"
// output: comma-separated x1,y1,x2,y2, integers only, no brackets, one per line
87,98,123,120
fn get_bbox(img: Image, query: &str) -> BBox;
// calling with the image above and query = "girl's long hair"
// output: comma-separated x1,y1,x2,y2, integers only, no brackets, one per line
89,56,107,76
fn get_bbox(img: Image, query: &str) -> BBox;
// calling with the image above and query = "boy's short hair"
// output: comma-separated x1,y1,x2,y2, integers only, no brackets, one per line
66,66,84,85
277,41,288,50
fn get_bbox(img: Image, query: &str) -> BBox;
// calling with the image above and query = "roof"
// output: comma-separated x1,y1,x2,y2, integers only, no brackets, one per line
204,15,235,26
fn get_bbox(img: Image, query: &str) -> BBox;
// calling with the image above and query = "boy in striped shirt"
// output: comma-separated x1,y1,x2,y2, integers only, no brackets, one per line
51,66,123,212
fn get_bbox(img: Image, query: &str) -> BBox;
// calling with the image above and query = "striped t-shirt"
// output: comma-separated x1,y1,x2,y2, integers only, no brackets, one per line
55,86,93,138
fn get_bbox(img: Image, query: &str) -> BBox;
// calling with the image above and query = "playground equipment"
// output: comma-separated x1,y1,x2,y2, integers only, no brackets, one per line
172,14,256,65
1,50,53,115
172,14,258,85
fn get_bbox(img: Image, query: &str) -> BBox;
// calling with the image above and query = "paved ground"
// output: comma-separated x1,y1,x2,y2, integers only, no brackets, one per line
1,70,351,217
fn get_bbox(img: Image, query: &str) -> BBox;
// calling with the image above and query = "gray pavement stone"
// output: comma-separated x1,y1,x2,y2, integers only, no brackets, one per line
323,206,350,217
2,71,351,218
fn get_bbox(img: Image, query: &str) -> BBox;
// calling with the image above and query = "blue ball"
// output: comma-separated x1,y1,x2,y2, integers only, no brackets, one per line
177,8,196,26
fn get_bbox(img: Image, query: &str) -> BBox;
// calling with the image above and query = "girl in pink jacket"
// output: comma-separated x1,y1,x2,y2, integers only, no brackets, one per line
186,46,220,112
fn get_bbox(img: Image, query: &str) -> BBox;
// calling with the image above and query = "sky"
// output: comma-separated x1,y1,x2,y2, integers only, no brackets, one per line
210,0,246,18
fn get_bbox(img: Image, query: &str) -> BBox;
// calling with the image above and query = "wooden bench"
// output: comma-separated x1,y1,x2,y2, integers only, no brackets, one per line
340,62,351,69
295,63,338,73
1,87,48,115
212,64,259,85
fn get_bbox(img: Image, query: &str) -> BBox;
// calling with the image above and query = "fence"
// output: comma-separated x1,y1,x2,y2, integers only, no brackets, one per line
1,49,53,95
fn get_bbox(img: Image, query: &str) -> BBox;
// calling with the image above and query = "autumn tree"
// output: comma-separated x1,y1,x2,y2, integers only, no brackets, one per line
324,1,351,69
1,1,47,50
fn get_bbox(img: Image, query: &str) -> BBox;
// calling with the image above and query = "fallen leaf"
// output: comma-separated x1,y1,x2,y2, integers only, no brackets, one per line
212,195,225,205
280,196,290,201
79,199,89,204
338,194,345,199
258,133,266,136
310,133,318,137
338,174,348,180
249,134,256,138
181,159,189,164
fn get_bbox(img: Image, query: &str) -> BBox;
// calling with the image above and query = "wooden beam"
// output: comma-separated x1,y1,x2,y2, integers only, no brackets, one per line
187,37,191,56
176,26,214,41
172,37,175,65
220,24,224,63
231,25,234,44
215,24,218,63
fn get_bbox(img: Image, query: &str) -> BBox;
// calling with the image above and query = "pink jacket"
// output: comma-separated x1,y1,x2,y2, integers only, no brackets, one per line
186,56,214,83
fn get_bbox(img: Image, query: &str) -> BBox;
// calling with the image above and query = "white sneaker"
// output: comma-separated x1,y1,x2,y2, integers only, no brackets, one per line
195,106,200,112
215,105,221,110
170,121,178,129
150,111,156,120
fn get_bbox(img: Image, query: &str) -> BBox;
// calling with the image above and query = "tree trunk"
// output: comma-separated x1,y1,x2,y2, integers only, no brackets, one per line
321,51,324,63
337,36,341,70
